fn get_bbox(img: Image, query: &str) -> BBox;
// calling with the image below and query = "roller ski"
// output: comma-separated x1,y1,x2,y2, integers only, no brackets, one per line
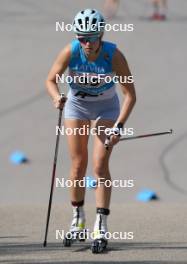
91,208,109,254
91,234,108,253
63,229,87,247
63,206,87,247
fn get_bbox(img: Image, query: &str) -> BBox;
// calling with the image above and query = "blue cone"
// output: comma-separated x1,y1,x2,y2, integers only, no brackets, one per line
85,176,97,189
136,189,158,202
9,151,28,165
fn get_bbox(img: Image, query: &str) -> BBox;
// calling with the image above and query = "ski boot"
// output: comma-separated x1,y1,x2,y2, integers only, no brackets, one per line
63,206,87,247
91,208,109,253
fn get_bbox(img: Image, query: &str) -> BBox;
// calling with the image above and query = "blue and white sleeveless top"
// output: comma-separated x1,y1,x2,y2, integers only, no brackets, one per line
68,39,117,101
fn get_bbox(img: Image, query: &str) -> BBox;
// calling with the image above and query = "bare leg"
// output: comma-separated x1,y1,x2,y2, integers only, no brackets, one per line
152,0,159,17
64,119,90,203
162,0,167,8
160,0,167,18
92,119,115,240
104,0,120,19
64,119,91,233
92,119,115,208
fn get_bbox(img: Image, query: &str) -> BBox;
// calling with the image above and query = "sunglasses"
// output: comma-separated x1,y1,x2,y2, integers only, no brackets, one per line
77,36,100,44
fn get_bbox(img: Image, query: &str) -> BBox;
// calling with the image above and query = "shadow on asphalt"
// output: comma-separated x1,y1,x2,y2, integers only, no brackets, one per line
0,241,187,263
0,236,27,239
0,260,187,264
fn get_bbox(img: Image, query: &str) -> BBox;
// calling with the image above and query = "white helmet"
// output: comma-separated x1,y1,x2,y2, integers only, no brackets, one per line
73,9,105,35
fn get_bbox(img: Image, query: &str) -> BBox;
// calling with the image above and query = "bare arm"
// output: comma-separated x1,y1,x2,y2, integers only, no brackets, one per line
45,44,71,108
112,48,136,125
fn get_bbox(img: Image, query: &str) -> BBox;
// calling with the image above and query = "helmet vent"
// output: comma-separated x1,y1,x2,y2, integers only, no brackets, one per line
91,10,95,14
81,10,84,14
92,18,97,24
85,16,89,29
78,19,83,29
92,18,97,29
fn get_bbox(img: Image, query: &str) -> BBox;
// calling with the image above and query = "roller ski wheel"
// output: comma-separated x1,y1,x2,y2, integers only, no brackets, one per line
63,229,87,247
63,232,72,247
91,238,108,254
78,230,87,242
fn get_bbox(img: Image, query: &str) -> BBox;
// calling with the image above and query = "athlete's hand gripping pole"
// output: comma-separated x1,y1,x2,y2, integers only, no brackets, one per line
43,93,66,247
104,126,122,150
104,129,173,149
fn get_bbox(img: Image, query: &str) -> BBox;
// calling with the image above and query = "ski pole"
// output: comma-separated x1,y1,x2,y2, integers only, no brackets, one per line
43,94,65,247
105,129,173,149
120,129,173,142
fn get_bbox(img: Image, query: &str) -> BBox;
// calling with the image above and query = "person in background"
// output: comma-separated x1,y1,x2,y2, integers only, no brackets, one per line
151,0,167,21
104,0,120,19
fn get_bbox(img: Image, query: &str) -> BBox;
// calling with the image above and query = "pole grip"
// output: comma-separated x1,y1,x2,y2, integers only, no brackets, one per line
104,136,110,150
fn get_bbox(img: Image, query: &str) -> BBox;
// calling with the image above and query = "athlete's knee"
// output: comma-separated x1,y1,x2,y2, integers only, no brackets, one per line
70,157,87,179
93,163,109,178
